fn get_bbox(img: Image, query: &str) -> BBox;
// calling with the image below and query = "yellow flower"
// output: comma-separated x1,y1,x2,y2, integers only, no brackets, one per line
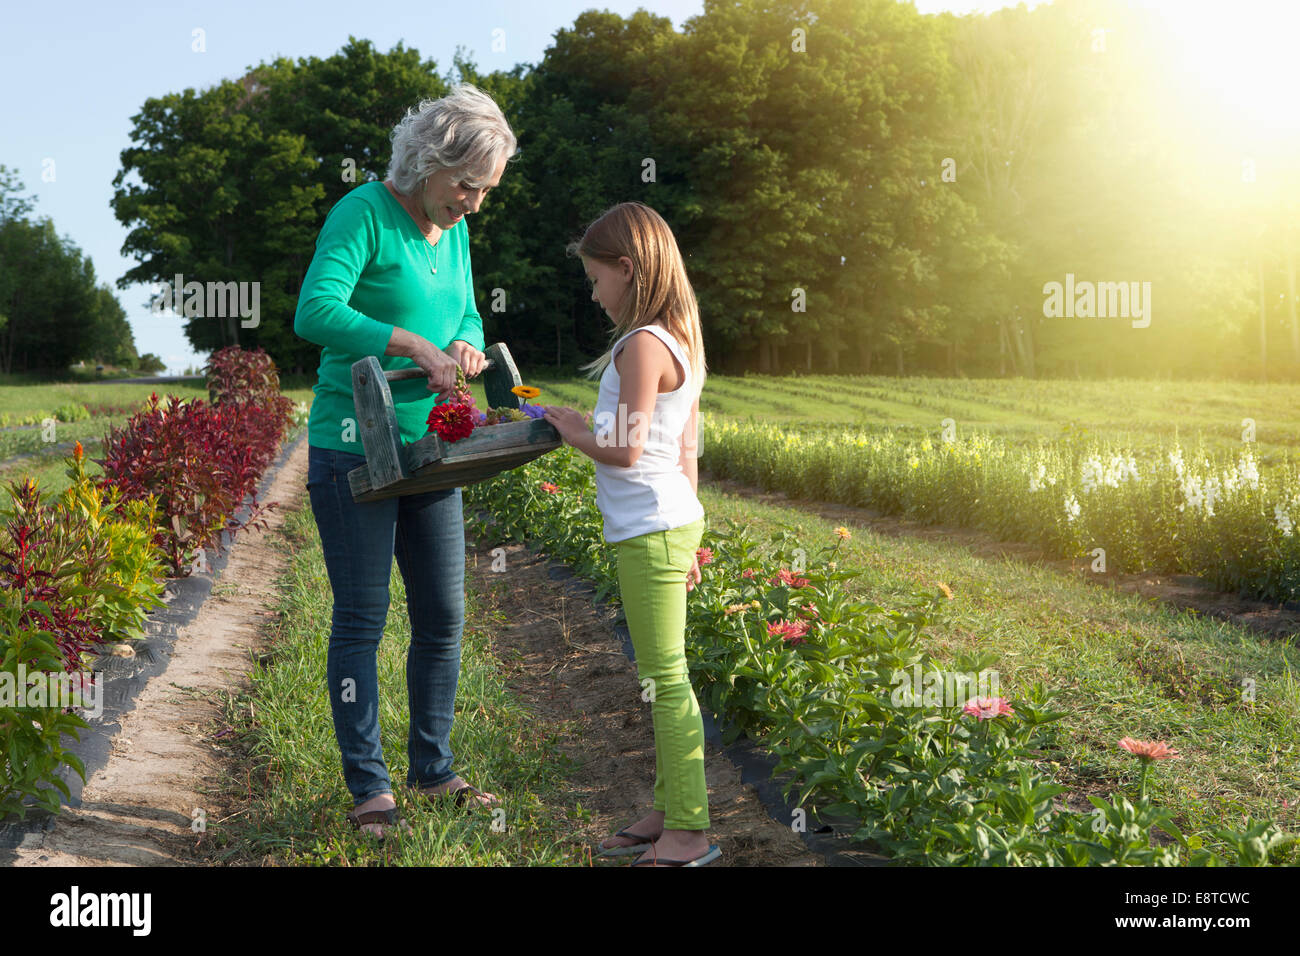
834,526,851,540
512,385,541,399
937,582,954,600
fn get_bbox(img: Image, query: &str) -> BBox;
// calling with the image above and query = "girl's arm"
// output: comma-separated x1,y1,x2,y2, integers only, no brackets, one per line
543,331,671,467
678,395,699,494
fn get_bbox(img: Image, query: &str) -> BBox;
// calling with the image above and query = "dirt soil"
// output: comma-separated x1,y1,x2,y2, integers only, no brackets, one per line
7,440,310,866
701,470,1300,641
466,537,820,866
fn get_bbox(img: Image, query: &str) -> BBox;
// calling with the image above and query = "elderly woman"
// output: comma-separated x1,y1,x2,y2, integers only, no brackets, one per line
293,84,515,838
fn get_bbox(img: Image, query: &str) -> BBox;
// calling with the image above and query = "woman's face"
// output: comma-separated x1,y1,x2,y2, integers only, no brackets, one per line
420,155,507,229
581,254,634,322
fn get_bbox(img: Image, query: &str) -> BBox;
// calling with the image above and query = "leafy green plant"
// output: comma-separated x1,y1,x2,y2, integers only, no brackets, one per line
465,445,1296,866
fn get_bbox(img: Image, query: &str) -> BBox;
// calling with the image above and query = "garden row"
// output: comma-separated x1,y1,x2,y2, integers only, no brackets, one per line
699,420,1300,604
0,347,296,819
465,447,1296,865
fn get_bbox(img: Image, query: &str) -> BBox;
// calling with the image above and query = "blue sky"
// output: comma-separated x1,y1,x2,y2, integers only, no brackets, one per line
0,0,1039,373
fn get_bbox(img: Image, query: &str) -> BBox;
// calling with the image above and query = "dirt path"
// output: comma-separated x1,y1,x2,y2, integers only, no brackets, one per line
8,439,310,866
701,470,1300,640
467,537,822,867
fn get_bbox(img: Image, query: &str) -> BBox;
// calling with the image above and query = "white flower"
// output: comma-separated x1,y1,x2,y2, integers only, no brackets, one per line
1064,494,1081,522
1080,456,1102,494
1237,452,1260,491
1275,504,1293,537
1028,461,1052,492
1168,448,1185,478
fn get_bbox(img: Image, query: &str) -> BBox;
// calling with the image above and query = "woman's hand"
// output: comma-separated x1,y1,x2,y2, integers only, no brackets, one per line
685,557,701,593
541,405,590,446
410,341,462,399
446,340,488,378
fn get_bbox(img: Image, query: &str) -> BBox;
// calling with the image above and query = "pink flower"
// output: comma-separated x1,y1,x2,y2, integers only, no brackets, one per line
797,603,820,620
1118,737,1180,760
769,568,810,588
695,547,714,566
741,568,756,580
539,481,559,494
962,697,1015,720
767,619,810,645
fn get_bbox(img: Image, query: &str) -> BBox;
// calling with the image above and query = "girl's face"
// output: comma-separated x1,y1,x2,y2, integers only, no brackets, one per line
581,254,635,322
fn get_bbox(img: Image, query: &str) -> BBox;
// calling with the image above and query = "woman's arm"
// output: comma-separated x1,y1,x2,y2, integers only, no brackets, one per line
293,197,396,359
543,331,670,467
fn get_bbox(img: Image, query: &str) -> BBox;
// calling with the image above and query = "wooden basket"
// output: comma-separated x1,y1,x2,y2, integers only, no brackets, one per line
347,342,561,502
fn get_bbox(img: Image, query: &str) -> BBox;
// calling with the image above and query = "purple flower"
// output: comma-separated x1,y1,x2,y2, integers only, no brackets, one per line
521,403,546,419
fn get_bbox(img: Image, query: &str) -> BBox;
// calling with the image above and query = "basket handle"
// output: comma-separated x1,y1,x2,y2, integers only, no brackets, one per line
383,360,497,382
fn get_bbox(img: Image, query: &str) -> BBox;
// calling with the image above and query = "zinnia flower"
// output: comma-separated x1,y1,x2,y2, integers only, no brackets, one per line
741,568,756,579
770,568,810,588
767,619,810,645
834,526,851,540
427,401,476,442
512,385,541,401
1118,737,1180,760
962,697,1015,720
540,481,559,494
695,547,714,566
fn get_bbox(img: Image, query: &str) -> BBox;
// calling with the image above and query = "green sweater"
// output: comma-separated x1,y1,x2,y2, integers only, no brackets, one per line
294,180,484,455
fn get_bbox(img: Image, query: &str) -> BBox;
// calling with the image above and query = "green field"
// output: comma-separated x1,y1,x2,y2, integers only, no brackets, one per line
513,373,1300,462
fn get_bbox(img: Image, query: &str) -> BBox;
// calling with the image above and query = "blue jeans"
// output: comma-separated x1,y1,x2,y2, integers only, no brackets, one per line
306,444,466,806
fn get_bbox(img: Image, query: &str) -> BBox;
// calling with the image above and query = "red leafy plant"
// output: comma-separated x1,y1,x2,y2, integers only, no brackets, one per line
98,395,285,576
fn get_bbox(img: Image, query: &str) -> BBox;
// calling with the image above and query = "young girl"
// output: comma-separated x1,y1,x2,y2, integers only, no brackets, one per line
542,202,718,868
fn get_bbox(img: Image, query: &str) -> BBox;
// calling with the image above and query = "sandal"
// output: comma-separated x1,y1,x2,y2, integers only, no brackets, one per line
414,779,501,810
347,806,407,841
598,827,658,857
631,844,722,867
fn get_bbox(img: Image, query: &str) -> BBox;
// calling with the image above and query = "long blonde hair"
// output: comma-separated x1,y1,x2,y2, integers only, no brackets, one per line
569,202,706,397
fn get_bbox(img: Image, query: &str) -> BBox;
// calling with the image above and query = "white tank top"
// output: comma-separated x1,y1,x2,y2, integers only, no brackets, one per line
592,324,704,543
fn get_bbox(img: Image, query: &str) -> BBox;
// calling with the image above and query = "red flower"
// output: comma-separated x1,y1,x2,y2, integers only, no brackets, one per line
741,568,756,579
770,568,810,588
427,401,476,442
695,547,714,566
767,619,810,645
540,481,559,494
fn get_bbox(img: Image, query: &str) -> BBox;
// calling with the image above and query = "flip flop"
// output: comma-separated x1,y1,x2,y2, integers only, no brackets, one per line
347,806,407,842
630,845,722,867
597,827,658,857
414,781,501,810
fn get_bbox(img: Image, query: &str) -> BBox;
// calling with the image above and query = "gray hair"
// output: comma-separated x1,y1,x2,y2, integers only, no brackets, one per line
386,84,517,195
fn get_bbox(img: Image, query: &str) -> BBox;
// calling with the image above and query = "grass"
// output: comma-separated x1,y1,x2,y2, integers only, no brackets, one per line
695,483,1300,838
201,497,598,865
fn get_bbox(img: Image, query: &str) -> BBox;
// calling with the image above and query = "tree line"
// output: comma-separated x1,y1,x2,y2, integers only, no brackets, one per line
17,0,1300,379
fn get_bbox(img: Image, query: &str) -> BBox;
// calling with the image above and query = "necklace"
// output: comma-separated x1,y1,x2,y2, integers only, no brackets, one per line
419,233,440,275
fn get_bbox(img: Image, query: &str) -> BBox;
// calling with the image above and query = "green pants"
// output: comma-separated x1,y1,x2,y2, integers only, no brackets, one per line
615,517,709,830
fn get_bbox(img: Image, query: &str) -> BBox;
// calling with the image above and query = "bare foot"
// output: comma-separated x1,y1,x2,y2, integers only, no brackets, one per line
633,828,712,866
348,792,400,838
418,775,500,808
600,810,665,851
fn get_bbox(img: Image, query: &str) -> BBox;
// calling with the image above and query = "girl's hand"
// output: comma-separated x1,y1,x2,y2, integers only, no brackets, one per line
542,405,589,445
686,557,701,593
